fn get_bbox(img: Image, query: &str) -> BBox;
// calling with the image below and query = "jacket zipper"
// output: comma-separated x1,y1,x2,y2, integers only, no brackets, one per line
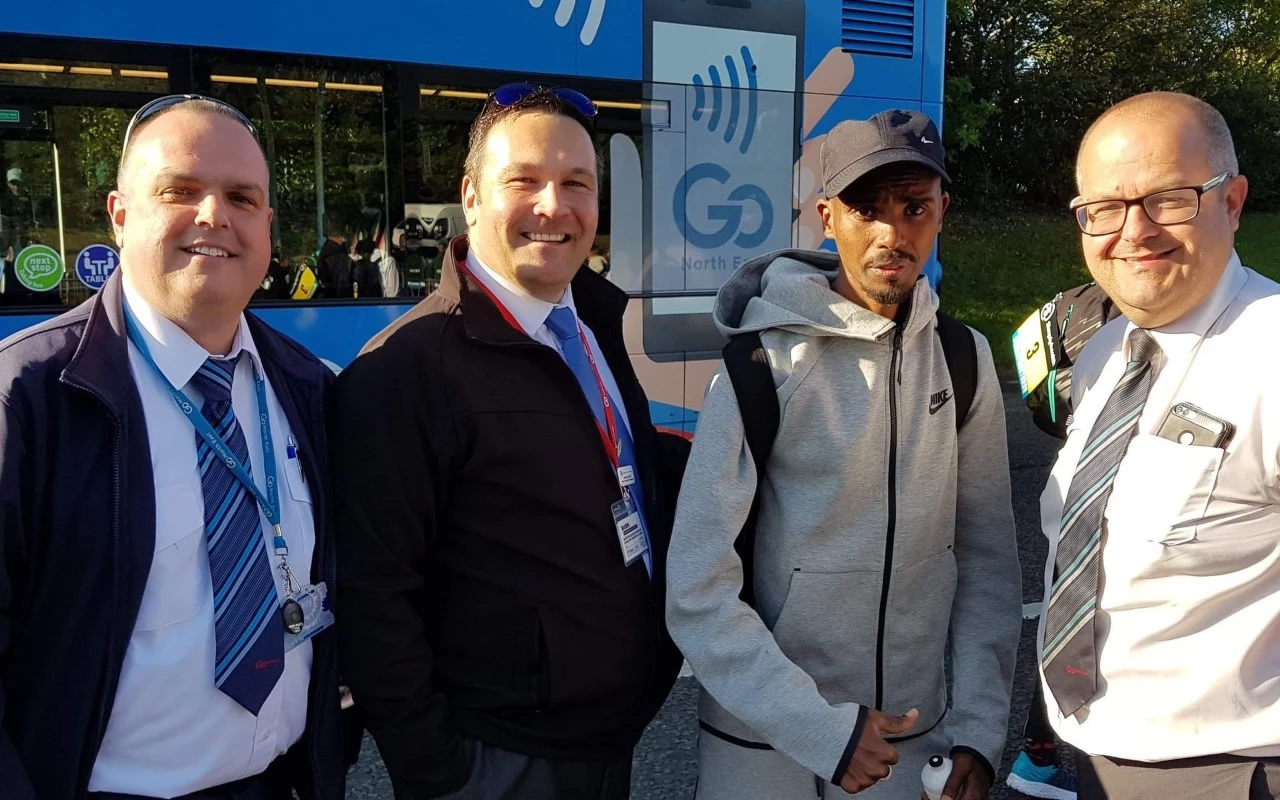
874,304,910,710
66,382,123,799
308,384,336,797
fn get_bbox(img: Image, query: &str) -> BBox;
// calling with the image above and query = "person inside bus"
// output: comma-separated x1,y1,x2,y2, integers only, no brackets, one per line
665,109,1021,800
0,95,345,800
316,218,352,298
349,237,383,299
328,83,690,800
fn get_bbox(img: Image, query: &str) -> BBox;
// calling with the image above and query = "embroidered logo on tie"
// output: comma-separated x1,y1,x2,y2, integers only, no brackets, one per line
1064,665,1090,676
256,658,282,670
929,389,953,415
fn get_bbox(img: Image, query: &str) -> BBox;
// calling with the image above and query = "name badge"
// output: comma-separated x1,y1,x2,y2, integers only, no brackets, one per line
283,581,336,653
617,465,636,488
611,492,648,566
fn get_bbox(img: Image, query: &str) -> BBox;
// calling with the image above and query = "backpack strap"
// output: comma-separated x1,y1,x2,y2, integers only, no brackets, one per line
936,311,978,431
722,332,779,609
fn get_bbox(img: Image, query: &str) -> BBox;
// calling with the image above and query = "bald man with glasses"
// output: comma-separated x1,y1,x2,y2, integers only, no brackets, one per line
1037,91,1280,799
0,95,345,800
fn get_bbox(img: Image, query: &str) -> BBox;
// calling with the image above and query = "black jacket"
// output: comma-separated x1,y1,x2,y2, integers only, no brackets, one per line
0,272,345,800
329,236,690,798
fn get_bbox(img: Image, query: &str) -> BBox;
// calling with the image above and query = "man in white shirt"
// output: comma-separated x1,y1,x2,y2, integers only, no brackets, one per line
1039,90,1280,799
0,96,344,800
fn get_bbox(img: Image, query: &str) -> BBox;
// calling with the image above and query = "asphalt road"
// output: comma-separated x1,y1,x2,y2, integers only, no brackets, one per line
347,382,1067,800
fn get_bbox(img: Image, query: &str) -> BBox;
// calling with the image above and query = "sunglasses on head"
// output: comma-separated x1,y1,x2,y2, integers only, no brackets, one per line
488,82,598,118
122,94,258,155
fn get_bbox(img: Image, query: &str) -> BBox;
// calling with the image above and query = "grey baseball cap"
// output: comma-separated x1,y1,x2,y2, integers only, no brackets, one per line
820,109,949,199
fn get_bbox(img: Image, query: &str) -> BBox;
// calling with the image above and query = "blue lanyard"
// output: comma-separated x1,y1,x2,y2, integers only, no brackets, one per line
123,309,290,559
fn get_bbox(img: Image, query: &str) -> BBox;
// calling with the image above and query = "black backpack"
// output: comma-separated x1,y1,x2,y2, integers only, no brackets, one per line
1025,282,1121,440
722,311,978,608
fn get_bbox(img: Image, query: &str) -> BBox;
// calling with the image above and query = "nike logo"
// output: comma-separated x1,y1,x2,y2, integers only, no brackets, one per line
928,389,952,415
921,137,934,144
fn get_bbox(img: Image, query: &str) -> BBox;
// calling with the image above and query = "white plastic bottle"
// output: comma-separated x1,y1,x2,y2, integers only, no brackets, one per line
921,754,952,800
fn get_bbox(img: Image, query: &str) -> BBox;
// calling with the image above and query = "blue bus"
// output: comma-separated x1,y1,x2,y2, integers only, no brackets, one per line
0,0,945,434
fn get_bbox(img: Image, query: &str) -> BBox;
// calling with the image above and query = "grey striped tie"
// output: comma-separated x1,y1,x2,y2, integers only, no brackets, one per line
1043,328,1160,717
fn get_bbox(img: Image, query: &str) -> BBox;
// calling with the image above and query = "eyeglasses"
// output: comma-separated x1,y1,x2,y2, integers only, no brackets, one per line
122,94,258,155
1071,171,1233,236
488,82,598,118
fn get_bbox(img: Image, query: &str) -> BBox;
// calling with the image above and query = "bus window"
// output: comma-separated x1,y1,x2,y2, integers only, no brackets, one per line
207,61,389,302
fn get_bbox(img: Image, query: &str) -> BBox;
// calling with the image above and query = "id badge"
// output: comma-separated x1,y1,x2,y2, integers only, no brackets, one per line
1011,307,1053,398
611,492,648,566
283,581,336,653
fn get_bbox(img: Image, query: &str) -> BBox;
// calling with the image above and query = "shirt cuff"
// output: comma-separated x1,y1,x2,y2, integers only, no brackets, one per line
829,706,869,786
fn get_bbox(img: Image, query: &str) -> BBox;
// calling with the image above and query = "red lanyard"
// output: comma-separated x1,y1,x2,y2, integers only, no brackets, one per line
464,263,622,468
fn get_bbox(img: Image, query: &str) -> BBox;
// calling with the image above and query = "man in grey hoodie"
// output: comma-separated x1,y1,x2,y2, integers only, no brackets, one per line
666,110,1022,800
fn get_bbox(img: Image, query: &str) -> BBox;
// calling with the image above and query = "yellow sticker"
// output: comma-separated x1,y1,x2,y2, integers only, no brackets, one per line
1012,308,1051,397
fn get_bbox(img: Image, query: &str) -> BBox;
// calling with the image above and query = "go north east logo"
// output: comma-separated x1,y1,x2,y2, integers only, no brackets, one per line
528,0,606,46
674,46,773,252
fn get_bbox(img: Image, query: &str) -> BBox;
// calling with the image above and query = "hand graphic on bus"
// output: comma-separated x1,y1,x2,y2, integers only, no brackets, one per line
795,48,855,250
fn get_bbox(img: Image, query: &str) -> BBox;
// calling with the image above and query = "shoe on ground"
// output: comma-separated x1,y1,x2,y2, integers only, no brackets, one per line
1005,751,1078,800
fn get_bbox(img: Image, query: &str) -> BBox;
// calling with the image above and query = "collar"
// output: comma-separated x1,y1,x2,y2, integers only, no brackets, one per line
465,246,576,338
121,272,263,392
1126,250,1246,363
441,235,628,345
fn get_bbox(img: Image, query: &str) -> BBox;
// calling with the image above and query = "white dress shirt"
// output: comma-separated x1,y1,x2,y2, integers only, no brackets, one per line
466,251,633,434
89,277,315,796
1039,252,1280,761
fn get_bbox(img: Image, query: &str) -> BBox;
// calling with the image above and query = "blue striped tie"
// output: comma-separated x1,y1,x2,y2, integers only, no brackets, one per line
191,357,283,715
1043,328,1160,717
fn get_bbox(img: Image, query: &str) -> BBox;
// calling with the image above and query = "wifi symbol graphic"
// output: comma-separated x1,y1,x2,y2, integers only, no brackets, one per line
528,0,607,47
692,46,760,155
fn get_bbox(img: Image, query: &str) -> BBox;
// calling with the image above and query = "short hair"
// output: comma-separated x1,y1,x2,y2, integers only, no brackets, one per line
117,98,268,188
1077,92,1238,189
354,238,376,258
462,87,602,190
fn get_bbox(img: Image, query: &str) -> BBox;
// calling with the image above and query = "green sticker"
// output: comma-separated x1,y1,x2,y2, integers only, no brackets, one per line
14,245,64,292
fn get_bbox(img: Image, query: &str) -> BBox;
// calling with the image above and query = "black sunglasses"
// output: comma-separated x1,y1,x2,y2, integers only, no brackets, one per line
122,94,258,154
489,82,598,118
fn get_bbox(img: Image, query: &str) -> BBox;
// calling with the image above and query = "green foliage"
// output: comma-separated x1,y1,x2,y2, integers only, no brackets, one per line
944,0,1280,212
940,211,1280,373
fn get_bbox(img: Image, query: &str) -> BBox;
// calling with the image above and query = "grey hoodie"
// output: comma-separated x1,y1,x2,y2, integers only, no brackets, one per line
666,250,1021,785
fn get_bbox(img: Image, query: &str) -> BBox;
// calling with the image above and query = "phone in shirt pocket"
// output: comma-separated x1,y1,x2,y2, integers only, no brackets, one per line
1155,403,1234,448
1108,403,1230,546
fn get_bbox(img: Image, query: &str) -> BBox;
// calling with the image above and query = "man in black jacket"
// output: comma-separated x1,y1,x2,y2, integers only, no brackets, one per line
329,85,689,800
0,96,344,800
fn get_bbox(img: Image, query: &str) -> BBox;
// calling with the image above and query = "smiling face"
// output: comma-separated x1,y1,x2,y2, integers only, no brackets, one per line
461,111,598,303
108,107,272,330
817,164,949,319
1076,109,1247,328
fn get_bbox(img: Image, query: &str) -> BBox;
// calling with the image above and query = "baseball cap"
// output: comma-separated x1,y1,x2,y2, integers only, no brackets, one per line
6,168,21,184
820,109,949,199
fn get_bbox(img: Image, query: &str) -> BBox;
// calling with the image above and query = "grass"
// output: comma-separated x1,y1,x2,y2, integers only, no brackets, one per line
940,211,1280,374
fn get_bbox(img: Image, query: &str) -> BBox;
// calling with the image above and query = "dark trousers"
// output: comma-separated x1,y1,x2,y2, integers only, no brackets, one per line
87,757,291,800
437,738,633,800
1023,678,1056,744
1079,754,1280,800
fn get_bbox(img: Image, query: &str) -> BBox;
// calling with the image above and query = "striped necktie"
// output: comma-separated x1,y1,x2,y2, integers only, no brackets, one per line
191,356,284,715
1043,328,1160,717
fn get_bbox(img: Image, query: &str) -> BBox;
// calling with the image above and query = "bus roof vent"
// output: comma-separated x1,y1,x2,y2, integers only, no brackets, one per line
841,0,915,59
